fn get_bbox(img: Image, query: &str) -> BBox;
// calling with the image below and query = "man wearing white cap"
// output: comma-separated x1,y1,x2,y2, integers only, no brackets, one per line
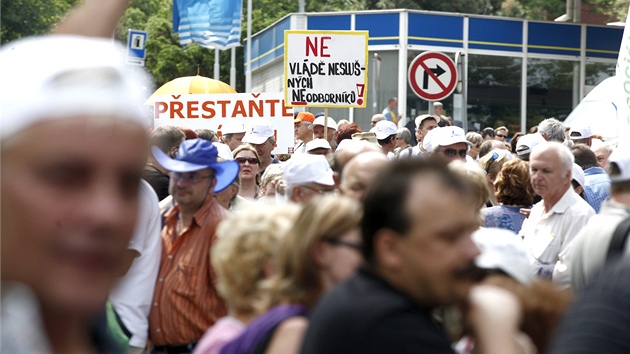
149,139,239,353
1,35,153,353
425,126,472,163
570,149,630,292
311,116,338,151
515,133,546,161
568,124,593,147
518,142,594,287
283,154,336,204
401,114,439,158
220,120,247,151
374,120,398,158
242,118,279,174
306,138,332,156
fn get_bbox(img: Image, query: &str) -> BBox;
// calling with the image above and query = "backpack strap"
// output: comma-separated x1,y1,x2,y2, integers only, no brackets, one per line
605,216,630,264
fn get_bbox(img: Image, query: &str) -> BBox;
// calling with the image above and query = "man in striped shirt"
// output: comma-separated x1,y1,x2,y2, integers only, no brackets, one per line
148,139,240,354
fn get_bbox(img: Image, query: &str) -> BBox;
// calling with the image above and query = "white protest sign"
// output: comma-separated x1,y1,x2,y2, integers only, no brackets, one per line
616,5,630,150
284,30,369,108
153,93,294,154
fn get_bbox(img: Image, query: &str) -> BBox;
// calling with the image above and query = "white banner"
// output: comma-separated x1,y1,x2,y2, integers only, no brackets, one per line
284,30,369,108
153,93,294,154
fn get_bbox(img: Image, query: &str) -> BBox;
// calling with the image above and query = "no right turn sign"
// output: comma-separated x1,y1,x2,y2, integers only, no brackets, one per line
408,51,457,101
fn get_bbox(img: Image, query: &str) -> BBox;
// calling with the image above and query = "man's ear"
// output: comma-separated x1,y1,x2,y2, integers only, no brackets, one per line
373,229,403,271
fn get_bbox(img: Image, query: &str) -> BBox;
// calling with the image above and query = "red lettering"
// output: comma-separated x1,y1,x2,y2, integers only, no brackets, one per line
282,101,292,117
232,101,246,117
321,36,331,57
170,101,184,118
266,99,280,116
249,100,264,117
306,36,317,56
187,101,199,118
217,100,230,117
154,102,168,118
201,101,215,118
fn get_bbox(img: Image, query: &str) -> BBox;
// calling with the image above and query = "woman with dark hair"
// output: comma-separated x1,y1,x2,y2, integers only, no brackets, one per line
482,159,534,232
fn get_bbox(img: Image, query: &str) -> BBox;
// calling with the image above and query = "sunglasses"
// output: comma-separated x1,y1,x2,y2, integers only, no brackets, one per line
236,157,259,165
496,134,507,138
442,148,468,158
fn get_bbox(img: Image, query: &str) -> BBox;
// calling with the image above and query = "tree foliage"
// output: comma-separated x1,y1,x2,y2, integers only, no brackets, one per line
1,0,80,43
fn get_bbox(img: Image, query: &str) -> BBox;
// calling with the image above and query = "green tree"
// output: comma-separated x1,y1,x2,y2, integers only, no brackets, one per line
1,0,79,43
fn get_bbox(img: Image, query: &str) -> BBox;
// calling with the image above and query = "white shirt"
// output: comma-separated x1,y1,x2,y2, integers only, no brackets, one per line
518,186,594,287
109,180,162,348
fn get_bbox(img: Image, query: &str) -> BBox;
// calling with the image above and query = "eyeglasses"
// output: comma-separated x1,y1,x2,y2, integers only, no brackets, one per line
324,238,363,251
442,148,468,158
300,184,335,195
171,172,213,184
485,152,499,173
371,121,378,125
236,157,259,165
496,134,507,139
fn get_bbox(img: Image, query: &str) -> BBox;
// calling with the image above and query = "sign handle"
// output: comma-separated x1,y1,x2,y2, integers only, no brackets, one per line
324,107,329,133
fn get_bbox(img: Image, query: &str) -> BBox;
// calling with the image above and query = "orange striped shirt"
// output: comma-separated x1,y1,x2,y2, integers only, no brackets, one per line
149,196,228,346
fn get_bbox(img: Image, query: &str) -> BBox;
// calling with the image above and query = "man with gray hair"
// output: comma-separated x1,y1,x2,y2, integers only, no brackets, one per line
518,142,594,287
537,118,566,143
283,154,336,203
144,126,186,201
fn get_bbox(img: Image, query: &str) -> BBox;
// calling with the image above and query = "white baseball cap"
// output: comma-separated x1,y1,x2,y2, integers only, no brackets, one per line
572,163,585,190
414,114,439,130
569,124,593,140
220,120,246,135
312,116,338,131
472,228,535,285
607,148,630,182
283,154,334,186
1,35,153,139
242,118,274,144
305,138,331,152
213,142,234,160
427,126,472,152
374,120,398,140
516,133,546,156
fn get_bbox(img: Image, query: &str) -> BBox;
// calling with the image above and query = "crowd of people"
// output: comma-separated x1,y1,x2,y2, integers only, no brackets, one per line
3,2,630,354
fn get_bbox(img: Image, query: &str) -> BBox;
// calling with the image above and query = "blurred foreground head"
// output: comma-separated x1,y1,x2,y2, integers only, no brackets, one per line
1,35,153,316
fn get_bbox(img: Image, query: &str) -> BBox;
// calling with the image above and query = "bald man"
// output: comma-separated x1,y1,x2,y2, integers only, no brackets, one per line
341,152,389,202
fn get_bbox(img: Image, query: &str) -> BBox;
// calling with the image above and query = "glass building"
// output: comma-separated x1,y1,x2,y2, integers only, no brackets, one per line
246,10,622,133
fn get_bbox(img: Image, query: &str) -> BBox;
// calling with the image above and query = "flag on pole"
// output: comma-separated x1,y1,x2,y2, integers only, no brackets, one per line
173,0,243,50
615,6,630,150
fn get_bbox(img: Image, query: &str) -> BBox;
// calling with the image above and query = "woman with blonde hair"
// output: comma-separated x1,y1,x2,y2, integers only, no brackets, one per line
194,202,300,354
479,149,512,206
482,159,534,232
232,144,261,199
220,195,363,354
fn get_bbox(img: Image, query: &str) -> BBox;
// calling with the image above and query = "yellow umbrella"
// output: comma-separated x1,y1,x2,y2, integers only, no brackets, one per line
145,75,237,105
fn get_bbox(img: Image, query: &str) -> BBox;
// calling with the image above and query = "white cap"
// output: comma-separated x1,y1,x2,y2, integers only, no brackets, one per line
472,228,535,285
607,149,630,182
1,35,153,139
569,124,593,140
242,118,274,144
516,133,546,156
374,120,398,140
426,126,472,152
220,120,246,135
305,138,331,152
213,142,234,160
312,116,338,131
283,154,335,186
414,114,439,129
572,163,585,190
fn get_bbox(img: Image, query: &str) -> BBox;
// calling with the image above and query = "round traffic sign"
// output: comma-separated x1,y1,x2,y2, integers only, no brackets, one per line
408,51,458,101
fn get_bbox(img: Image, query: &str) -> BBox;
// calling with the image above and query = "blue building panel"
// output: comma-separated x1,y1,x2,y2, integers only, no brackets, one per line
469,18,522,52
356,13,399,45
587,26,622,59
408,13,463,48
528,22,581,56
307,15,351,30
248,17,290,70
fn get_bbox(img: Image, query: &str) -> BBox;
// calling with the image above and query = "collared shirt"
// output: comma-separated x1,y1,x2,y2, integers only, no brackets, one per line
583,166,611,213
518,186,594,287
149,196,228,346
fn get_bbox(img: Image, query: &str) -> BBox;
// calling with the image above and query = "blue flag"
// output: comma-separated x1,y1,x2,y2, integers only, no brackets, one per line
173,0,243,50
